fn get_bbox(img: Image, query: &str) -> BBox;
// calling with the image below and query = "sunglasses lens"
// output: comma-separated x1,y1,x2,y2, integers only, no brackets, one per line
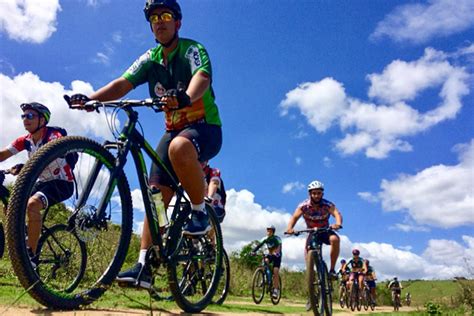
21,113,35,120
161,12,173,21
150,12,173,23
150,15,159,23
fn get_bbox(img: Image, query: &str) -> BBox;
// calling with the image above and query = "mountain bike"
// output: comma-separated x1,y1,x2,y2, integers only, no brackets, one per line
1,167,87,293
364,280,376,311
349,272,362,311
338,279,349,308
286,227,339,316
212,248,230,305
392,289,401,311
6,98,223,313
251,253,282,305
0,169,11,259
405,292,411,306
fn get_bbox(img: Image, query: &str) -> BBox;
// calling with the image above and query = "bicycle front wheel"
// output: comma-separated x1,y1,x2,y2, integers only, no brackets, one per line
252,268,266,304
307,250,324,316
271,274,282,305
167,203,223,313
6,136,133,309
320,261,332,315
213,248,230,305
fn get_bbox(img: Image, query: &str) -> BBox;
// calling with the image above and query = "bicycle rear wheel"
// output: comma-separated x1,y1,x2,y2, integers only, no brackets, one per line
213,248,230,305
35,224,87,293
307,250,324,316
6,136,133,309
167,203,223,313
252,268,266,304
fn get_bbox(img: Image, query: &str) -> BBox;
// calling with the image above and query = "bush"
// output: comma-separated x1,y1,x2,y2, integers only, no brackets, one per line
425,301,442,314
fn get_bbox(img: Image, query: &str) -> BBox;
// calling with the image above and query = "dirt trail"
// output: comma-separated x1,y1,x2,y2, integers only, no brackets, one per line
0,304,418,315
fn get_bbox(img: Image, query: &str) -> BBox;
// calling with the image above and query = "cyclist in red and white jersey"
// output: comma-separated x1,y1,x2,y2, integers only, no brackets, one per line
202,160,226,222
0,103,74,255
286,180,343,278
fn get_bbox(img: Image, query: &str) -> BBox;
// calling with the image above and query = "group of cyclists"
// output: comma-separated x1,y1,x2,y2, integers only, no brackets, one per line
0,0,410,312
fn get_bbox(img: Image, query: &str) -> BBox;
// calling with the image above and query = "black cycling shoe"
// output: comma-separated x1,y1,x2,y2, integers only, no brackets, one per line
183,211,211,236
116,263,152,289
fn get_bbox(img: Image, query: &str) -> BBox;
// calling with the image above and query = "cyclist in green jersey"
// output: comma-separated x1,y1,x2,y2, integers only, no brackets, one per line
68,0,222,288
251,225,282,299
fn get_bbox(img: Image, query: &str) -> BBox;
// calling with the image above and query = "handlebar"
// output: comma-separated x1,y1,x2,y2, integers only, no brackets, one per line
284,226,342,237
64,95,167,113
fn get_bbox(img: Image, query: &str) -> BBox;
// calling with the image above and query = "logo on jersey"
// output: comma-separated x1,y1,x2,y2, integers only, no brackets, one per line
127,51,151,75
154,82,166,97
186,45,202,73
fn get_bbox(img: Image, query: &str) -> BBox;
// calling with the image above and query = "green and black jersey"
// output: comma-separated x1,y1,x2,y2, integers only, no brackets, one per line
123,38,221,131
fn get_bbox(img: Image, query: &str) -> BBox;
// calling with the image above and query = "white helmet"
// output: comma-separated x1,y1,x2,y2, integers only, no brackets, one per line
307,180,324,191
267,225,276,231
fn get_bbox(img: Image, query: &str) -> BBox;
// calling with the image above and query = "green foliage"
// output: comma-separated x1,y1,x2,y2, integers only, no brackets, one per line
229,240,261,270
425,301,442,314
452,278,474,313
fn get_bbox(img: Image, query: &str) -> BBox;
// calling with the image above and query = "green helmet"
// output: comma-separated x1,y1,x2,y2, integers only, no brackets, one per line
20,102,51,123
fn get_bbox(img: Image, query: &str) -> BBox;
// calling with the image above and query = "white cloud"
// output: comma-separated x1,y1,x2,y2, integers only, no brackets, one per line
281,48,470,159
371,0,474,44
282,181,305,194
85,0,110,7
0,0,61,43
323,156,333,168
295,157,302,165
358,192,379,203
280,78,348,133
222,188,473,279
222,189,301,252
0,72,117,171
92,33,122,65
378,139,474,229
389,223,430,233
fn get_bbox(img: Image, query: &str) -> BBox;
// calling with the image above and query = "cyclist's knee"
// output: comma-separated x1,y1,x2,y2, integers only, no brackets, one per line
329,234,340,243
27,196,44,214
168,137,197,163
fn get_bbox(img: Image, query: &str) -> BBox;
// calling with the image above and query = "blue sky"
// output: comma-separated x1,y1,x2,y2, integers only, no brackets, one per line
1,0,473,281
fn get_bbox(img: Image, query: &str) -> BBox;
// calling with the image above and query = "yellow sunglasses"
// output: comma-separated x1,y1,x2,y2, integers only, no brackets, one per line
149,12,174,23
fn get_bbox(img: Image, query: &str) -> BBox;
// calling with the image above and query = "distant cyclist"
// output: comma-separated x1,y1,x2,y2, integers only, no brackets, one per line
342,249,367,293
202,161,226,223
365,259,377,303
0,103,74,258
338,259,350,287
388,277,403,303
252,225,282,299
286,180,343,278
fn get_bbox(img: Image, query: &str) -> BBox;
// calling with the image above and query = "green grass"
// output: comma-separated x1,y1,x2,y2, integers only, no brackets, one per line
0,250,472,315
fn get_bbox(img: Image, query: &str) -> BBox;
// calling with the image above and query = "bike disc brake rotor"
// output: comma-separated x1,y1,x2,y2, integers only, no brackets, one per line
74,205,101,242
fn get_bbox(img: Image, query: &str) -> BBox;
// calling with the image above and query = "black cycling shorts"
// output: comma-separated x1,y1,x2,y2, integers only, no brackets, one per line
267,254,282,269
32,180,74,209
150,123,222,187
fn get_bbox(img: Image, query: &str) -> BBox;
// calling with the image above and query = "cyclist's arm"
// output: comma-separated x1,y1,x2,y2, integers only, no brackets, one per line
286,206,303,234
252,239,265,253
89,77,133,101
0,148,13,162
186,70,210,102
328,205,343,228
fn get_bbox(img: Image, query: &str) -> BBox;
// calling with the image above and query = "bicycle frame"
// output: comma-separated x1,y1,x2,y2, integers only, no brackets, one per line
72,101,190,262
